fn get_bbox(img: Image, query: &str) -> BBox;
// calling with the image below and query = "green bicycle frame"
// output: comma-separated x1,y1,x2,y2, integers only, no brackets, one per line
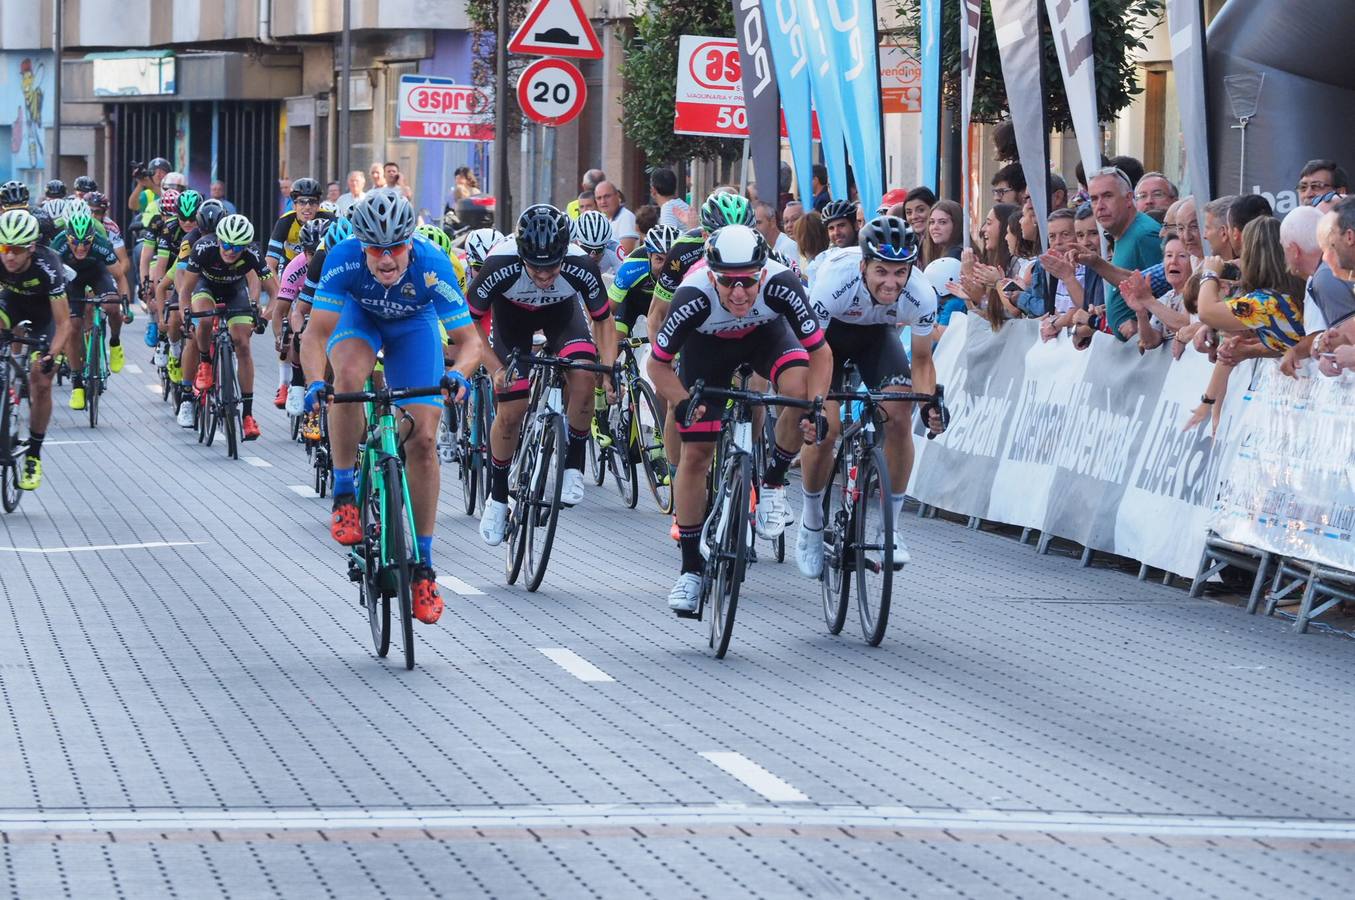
354,394,422,573
85,303,109,383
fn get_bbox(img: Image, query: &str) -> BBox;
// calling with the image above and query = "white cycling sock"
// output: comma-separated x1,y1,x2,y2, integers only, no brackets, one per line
801,488,825,531
891,493,907,525
279,361,292,388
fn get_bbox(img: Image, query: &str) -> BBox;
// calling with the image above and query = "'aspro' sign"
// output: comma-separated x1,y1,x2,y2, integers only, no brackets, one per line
397,75,494,142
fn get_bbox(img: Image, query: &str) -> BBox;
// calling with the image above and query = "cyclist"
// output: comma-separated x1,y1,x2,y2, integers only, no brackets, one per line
467,204,616,546
266,177,333,409
43,180,67,201
177,213,277,438
150,189,201,387
276,217,330,414
52,204,131,409
797,216,948,577
72,176,99,200
463,227,505,278
0,209,74,491
646,224,830,612
572,210,620,278
1,181,30,212
648,191,755,335
821,200,861,250
140,187,180,328
303,188,485,626
291,217,354,441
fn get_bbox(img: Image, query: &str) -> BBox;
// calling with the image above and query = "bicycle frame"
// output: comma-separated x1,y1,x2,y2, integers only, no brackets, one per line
355,394,422,571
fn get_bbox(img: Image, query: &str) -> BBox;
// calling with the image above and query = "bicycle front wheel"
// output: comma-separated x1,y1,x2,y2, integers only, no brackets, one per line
820,449,852,635
218,346,239,460
453,398,477,515
634,380,672,514
384,457,416,670
853,447,894,646
608,398,638,509
358,463,390,658
473,380,492,515
86,328,102,429
525,413,566,593
709,452,751,659
0,375,20,513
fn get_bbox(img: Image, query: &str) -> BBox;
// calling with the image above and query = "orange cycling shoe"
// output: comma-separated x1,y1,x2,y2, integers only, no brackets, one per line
242,415,261,441
194,362,214,391
330,494,363,545
274,384,288,409
411,567,444,624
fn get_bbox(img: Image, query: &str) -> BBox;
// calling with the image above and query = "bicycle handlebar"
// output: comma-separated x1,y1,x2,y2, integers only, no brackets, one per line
505,348,622,381
825,385,943,405
327,383,446,405
681,379,824,429
2,325,52,351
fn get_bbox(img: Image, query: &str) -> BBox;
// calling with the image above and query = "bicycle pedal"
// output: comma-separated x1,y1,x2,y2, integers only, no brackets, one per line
674,608,701,620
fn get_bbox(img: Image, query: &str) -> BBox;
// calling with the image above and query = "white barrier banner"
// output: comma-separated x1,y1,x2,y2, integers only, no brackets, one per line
1210,365,1355,572
910,316,1248,577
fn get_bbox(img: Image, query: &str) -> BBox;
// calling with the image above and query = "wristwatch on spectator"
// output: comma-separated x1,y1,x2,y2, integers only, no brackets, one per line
1200,395,1216,405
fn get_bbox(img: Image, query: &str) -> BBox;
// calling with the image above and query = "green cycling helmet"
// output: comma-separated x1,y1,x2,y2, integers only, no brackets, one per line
215,213,255,246
700,191,754,232
0,209,41,246
66,205,97,242
415,223,453,255
176,189,203,221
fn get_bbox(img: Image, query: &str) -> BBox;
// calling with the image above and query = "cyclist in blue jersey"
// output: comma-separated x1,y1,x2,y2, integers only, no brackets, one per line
302,188,485,626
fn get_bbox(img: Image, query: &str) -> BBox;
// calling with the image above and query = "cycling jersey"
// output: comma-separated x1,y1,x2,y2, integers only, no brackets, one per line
652,259,825,356
156,220,190,261
298,245,328,305
101,217,125,252
277,252,311,302
467,240,607,320
266,209,336,265
186,235,271,288
809,248,937,333
651,228,705,305
607,247,653,335
173,226,209,269
51,231,120,316
0,247,69,331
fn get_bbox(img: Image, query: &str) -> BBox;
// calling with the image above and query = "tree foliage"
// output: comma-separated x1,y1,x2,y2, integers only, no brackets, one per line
464,0,531,137
897,0,1165,131
620,0,743,165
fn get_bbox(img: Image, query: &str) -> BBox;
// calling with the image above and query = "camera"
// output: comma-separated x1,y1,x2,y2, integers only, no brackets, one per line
130,161,149,180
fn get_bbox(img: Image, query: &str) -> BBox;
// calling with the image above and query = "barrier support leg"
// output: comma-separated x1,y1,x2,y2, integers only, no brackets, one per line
1293,570,1319,634
1020,528,1031,545
1189,552,1226,598
1137,564,1149,581
1037,532,1052,555
967,516,980,530
1246,552,1271,615
1080,547,1094,567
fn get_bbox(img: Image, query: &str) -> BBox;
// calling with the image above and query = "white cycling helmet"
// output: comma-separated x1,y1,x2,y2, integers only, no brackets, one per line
924,256,963,298
643,224,682,256
349,188,416,246
319,199,338,214
216,213,256,246
571,210,614,251
40,197,68,221
465,227,506,267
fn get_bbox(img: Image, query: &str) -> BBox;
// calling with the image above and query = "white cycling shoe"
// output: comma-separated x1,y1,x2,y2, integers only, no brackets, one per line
796,523,825,579
755,486,787,539
668,572,701,613
176,400,195,428
561,468,585,507
285,385,305,416
480,498,509,546
871,526,912,567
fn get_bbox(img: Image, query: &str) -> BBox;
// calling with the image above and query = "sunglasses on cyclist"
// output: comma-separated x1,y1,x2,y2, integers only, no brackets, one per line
873,244,916,262
714,272,761,290
0,243,36,254
73,237,95,247
363,241,411,259
293,197,320,206
220,242,249,253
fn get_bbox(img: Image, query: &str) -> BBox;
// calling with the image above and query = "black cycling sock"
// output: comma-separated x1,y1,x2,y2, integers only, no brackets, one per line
565,425,588,470
72,373,84,389
109,337,120,347
290,366,306,387
763,442,798,488
241,394,253,417
490,455,510,503
678,525,704,574
27,432,44,459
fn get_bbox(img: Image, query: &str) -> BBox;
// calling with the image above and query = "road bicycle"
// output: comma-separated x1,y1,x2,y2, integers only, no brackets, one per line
0,323,50,513
679,374,821,658
819,383,946,646
445,366,493,516
188,304,258,460
337,380,447,670
588,336,671,514
80,297,113,428
503,349,619,592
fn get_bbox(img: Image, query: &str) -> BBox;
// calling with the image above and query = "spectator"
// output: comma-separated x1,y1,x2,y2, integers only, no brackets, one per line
1007,205,1038,275
1048,173,1069,211
567,169,606,218
127,156,171,218
1203,196,1238,259
1017,209,1095,321
1133,172,1178,213
1124,233,1194,351
278,177,294,214
336,170,365,216
368,163,386,189
1274,205,1328,373
924,256,970,341
383,162,412,199
1227,194,1273,255
991,163,1027,206
1312,209,1355,328
877,188,908,215
754,200,799,263
903,187,935,239
951,204,1019,330
782,201,805,238
1314,199,1355,372
634,203,659,237
1175,196,1203,259
810,164,830,211
453,166,481,203
921,200,964,267
594,180,636,239
209,180,238,215
1107,155,1145,189
792,212,831,285
1073,204,1101,259
1085,166,1163,341
576,190,598,214
326,181,342,203
651,168,690,230
1296,158,1349,207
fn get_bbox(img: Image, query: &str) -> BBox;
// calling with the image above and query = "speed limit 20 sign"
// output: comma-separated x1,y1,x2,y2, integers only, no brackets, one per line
517,58,587,126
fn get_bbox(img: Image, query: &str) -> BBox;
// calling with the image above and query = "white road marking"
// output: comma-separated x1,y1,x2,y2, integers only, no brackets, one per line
538,648,615,683
43,439,102,446
700,752,809,803
123,363,144,374
437,574,485,596
288,484,320,498
0,541,203,554
242,456,273,468
146,383,162,393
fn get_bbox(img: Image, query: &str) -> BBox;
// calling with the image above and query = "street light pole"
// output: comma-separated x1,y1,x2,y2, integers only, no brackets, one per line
338,0,352,183
52,0,63,178
494,0,512,223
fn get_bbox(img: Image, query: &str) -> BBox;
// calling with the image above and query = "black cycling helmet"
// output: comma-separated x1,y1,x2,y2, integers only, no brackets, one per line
298,217,330,252
149,157,172,173
516,204,572,267
44,179,67,199
821,199,859,224
195,199,226,234
859,215,919,264
0,180,29,207
84,190,109,212
290,177,322,201
74,175,99,193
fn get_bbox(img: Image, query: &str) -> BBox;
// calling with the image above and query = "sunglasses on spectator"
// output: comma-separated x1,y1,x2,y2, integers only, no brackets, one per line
220,242,249,253
714,272,761,290
0,243,36,253
362,241,411,259
991,187,1017,199
1298,180,1333,193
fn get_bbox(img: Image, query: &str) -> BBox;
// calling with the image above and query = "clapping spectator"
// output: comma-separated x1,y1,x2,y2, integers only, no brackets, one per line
1017,209,1088,320
1124,235,1193,351
921,199,963,267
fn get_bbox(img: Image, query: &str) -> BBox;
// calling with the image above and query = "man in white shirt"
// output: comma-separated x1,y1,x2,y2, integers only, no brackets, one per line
594,181,636,239
335,170,365,216
754,200,799,265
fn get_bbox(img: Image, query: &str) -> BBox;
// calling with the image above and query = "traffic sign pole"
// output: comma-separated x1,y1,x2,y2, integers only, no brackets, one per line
495,0,512,223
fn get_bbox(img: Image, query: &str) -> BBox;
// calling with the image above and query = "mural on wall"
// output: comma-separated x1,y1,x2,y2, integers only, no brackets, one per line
0,51,54,184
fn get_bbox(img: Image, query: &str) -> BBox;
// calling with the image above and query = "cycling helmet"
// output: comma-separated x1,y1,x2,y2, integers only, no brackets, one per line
821,199,859,224
415,223,454,255
40,198,67,221
319,199,338,214
700,191,754,231
149,157,172,173
0,180,29,207
64,198,91,221
859,215,919,264
195,198,226,233
516,204,571,267
924,256,963,297
162,171,187,191
571,210,614,250
176,189,203,221
158,189,181,218
704,224,767,272
44,179,67,199
74,176,99,194
643,224,682,256
324,215,354,249
84,190,109,212
290,177,322,200
464,228,505,267
299,218,331,253
66,204,96,242
349,188,416,246
215,214,255,246
0,209,41,246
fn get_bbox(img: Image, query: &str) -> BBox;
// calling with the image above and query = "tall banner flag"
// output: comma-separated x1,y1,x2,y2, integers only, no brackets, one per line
1166,0,1211,249
990,0,1049,247
794,0,849,199
918,0,942,192
959,0,983,240
824,0,885,212
732,0,783,201
1043,0,1100,180
761,0,815,203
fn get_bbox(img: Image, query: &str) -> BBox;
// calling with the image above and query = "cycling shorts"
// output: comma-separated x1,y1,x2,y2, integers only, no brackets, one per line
66,268,119,319
191,280,255,327
488,298,597,401
328,300,444,409
612,294,646,337
0,293,60,333
674,319,808,442
825,321,912,391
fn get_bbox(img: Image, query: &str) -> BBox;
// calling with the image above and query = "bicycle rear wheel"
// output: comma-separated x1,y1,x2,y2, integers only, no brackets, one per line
634,380,672,514
0,374,20,513
86,324,103,429
384,457,416,670
709,452,751,659
853,447,894,646
820,449,852,635
454,397,477,515
525,413,566,592
357,463,390,657
587,426,606,486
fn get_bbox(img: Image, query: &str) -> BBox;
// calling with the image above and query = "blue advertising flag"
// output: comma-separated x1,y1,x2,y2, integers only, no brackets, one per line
761,0,815,203
794,0,849,200
919,0,942,192
823,0,885,211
